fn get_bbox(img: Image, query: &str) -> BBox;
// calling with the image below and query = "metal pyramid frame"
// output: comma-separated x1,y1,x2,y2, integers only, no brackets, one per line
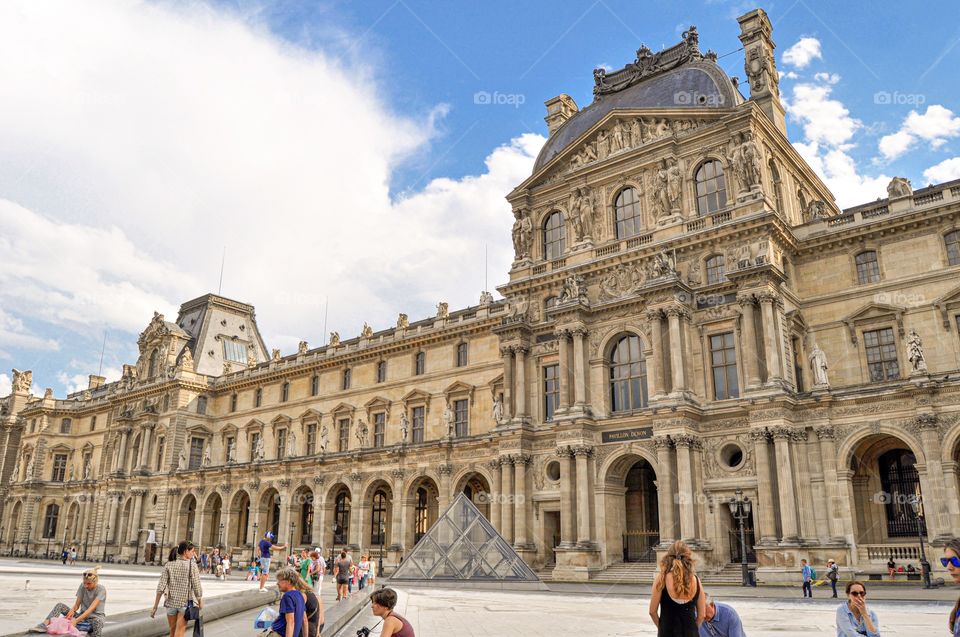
390,492,543,586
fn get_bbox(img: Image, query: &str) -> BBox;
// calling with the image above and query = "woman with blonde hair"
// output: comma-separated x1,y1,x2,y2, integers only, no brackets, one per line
648,541,705,636
29,567,106,636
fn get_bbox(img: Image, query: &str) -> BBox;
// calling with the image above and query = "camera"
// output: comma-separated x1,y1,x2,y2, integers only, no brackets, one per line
357,628,373,637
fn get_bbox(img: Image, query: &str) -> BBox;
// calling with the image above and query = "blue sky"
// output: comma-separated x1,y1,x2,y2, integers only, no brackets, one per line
1,0,959,397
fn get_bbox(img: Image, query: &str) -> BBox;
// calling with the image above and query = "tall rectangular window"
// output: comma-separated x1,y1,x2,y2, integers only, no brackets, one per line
230,393,238,412
276,429,287,458
710,332,739,400
306,424,317,455
281,382,289,402
90,416,97,431
543,364,559,421
412,406,425,444
342,368,351,390
864,327,900,382
456,343,468,367
196,396,207,415
311,374,319,396
373,413,385,448
855,251,881,284
946,230,960,266
376,361,387,383
155,437,165,471
414,352,425,376
60,418,72,434
223,340,247,364
255,388,262,407
189,437,204,470
454,399,469,437
52,454,67,482
338,418,350,452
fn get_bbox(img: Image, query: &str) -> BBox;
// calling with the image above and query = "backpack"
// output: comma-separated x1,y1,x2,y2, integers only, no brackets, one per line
809,567,817,580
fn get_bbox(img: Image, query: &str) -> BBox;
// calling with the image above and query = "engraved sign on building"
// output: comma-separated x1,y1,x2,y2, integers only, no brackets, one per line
601,427,654,443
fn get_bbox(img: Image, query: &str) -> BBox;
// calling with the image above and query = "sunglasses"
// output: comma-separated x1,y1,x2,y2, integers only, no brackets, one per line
849,590,866,597
942,556,960,567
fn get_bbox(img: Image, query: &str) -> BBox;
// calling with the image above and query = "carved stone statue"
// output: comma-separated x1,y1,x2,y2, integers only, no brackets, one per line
652,160,671,221
253,435,265,462
43,388,53,400
24,454,34,480
247,346,257,368
226,442,236,464
178,347,194,371
805,200,828,220
511,208,533,259
202,443,211,466
442,403,455,437
329,332,341,347
12,369,32,394
610,120,625,153
400,412,409,442
356,419,368,446
558,274,587,303
177,448,187,471
298,340,308,355
887,176,912,199
730,131,762,193
436,302,449,319
361,323,374,338
649,250,678,278
576,187,596,240
286,430,297,457
319,425,329,452
271,349,281,362
82,457,91,480
492,395,504,424
507,296,529,321
11,454,21,482
479,291,494,305
666,159,683,213
397,313,409,329
809,343,829,388
67,464,75,482
907,329,928,373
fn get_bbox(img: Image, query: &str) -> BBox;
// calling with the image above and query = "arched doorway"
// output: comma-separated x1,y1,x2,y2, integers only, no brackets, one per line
292,486,315,547
456,473,492,520
326,484,351,555
7,500,23,554
179,495,197,542
408,477,439,546
258,488,281,543
229,490,251,547
602,454,660,564
364,480,393,554
203,493,223,549
850,434,925,561
65,501,81,547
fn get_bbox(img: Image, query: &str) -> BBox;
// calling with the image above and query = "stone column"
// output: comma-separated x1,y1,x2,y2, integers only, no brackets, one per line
104,494,118,543
573,445,593,546
917,415,951,540
673,435,698,541
487,459,502,531
138,425,154,471
127,490,145,546
791,430,818,541
500,457,514,544
666,309,687,394
388,471,404,550
347,478,361,549
556,330,571,411
557,446,576,547
758,293,783,384
438,464,452,513
514,454,530,547
737,294,762,389
514,346,528,419
501,347,514,422
245,489,260,549
815,426,845,541
654,437,676,543
750,429,777,544
117,428,130,474
646,310,665,398
571,328,588,409
771,427,799,544
312,481,326,548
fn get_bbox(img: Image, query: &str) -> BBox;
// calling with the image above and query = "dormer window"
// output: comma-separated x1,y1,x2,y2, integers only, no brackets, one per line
543,211,565,260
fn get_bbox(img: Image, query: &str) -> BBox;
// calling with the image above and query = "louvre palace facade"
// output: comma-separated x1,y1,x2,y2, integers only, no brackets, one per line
3,9,960,583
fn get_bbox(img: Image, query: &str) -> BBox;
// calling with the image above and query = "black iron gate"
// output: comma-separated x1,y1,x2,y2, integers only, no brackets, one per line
729,525,757,564
623,530,660,563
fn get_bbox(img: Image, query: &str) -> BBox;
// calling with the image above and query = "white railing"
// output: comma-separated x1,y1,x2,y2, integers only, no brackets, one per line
862,544,921,562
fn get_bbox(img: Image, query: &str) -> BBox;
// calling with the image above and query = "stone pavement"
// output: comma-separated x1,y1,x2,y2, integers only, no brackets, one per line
341,586,952,636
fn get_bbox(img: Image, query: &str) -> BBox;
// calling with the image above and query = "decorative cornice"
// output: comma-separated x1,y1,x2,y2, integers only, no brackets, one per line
572,445,594,457
814,426,835,440
555,445,574,458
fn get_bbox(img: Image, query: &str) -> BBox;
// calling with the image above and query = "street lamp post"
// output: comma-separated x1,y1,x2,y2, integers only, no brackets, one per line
289,521,296,564
26,524,33,559
102,525,109,563
727,488,753,587
251,522,258,564
909,495,932,589
218,522,224,550
158,524,167,565
46,534,52,560
378,522,385,580
332,522,340,565
83,526,91,562
133,529,142,565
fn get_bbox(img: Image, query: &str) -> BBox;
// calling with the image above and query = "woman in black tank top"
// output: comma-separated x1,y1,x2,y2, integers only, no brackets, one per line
648,541,705,637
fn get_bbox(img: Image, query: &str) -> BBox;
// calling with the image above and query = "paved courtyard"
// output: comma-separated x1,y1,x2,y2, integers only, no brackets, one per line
342,587,952,636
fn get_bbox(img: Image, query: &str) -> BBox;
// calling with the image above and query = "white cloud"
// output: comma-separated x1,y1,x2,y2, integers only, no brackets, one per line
878,105,960,160
782,71,799,80
782,37,822,69
0,373,10,397
0,307,60,360
0,1,543,369
813,72,840,85
923,157,960,184
784,82,861,147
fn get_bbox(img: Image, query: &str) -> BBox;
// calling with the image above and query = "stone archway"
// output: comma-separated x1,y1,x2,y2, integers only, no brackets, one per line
601,452,660,564
179,494,197,542
65,501,81,547
406,476,440,549
7,500,23,554
325,483,352,556
291,485,315,548
454,472,492,520
202,492,223,549
228,490,251,548
257,488,281,543
363,480,393,555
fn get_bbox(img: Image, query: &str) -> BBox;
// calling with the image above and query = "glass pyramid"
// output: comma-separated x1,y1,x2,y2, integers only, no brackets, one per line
391,492,541,582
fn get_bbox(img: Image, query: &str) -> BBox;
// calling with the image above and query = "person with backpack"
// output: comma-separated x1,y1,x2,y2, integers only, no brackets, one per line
826,559,840,598
801,559,814,598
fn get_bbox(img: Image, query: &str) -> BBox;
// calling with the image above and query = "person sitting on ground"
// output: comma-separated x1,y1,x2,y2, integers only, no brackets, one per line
887,558,896,579
270,567,306,637
906,563,917,573
29,567,106,636
370,588,414,637
836,580,879,637
698,593,746,637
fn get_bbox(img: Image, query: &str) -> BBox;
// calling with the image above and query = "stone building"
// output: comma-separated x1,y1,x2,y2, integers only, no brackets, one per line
2,9,960,583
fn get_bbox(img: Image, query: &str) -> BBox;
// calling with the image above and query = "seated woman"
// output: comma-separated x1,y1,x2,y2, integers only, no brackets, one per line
29,567,106,636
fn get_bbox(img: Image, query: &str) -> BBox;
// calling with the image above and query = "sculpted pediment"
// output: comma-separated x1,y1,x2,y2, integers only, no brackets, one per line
935,284,960,328
842,302,905,344
298,408,323,423
330,402,355,416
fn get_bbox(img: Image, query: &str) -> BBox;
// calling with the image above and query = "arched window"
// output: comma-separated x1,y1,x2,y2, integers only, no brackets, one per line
543,211,565,260
370,490,387,545
855,251,880,284
879,450,924,537
614,187,643,239
609,335,648,413
797,189,808,215
42,503,60,539
148,349,158,378
695,160,727,216
414,487,429,543
768,160,784,214
946,230,960,266
414,351,425,376
705,254,726,285
333,492,350,544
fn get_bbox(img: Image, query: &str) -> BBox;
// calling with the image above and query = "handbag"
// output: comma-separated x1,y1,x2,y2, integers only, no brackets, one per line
185,600,201,621
45,616,82,636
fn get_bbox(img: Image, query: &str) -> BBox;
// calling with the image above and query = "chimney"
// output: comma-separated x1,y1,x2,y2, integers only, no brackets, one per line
544,94,579,136
88,374,106,390
737,9,787,135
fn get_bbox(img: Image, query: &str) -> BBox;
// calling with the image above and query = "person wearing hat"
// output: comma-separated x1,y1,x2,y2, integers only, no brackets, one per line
826,559,840,598
258,531,287,592
699,593,746,637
